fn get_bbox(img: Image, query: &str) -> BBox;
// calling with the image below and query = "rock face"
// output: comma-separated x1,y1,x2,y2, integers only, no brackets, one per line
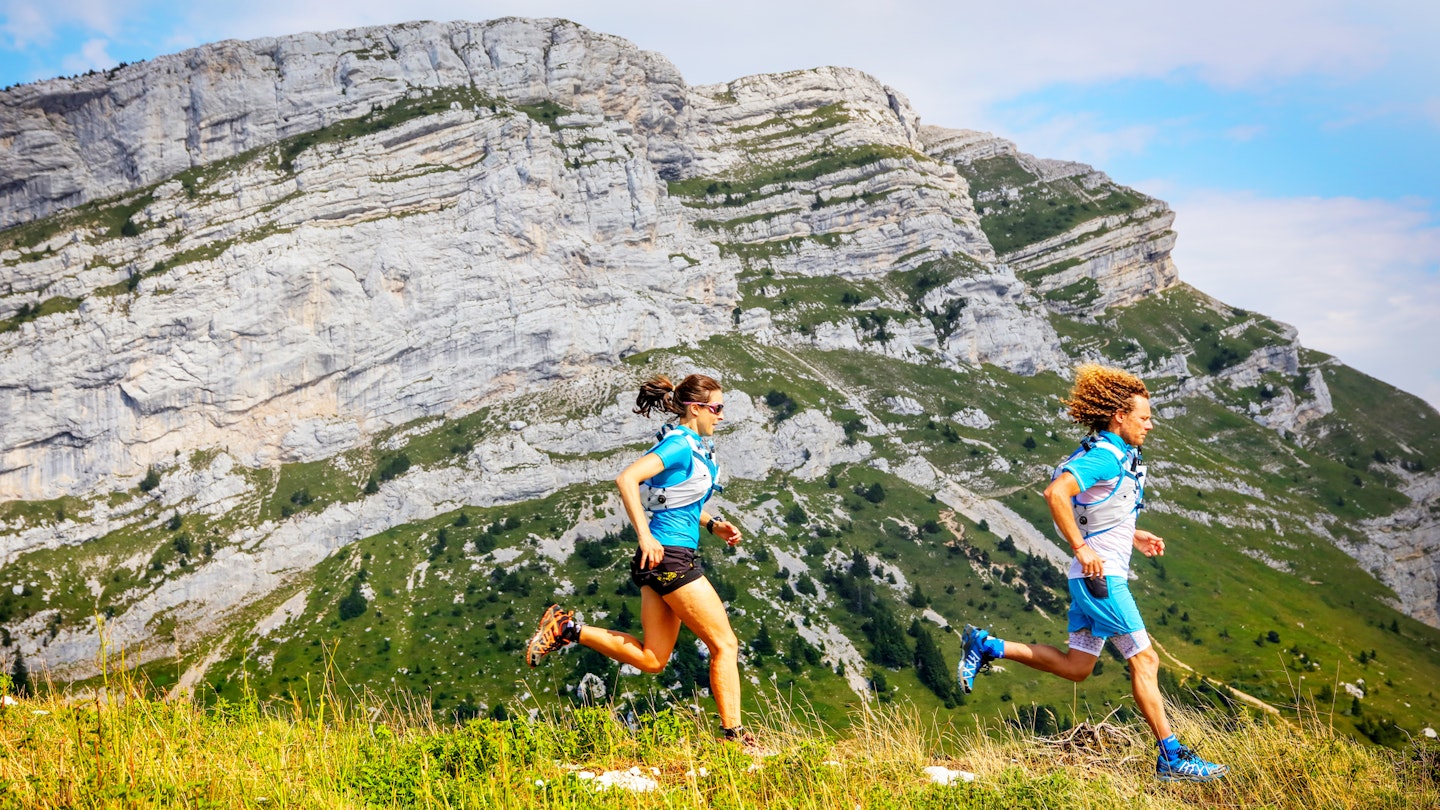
0,19,692,229
1356,473,1440,626
0,18,1101,502
2,93,733,499
922,125,1179,316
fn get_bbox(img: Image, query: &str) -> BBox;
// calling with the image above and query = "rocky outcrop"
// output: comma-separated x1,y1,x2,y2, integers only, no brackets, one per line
1,18,1081,501
2,91,734,500
1354,472,1440,625
922,126,1179,316
0,18,692,229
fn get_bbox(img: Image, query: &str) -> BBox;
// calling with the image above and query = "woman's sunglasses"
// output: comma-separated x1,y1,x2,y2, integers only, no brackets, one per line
683,401,724,415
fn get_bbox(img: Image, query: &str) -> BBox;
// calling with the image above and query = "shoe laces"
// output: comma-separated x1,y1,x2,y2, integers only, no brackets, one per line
1165,745,1209,767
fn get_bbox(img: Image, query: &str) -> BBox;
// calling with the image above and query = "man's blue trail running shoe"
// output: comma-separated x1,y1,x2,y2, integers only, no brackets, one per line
957,624,995,694
1155,745,1229,782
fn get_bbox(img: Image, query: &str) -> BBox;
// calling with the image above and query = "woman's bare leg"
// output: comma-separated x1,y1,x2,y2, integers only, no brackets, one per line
664,577,741,728
577,586,681,674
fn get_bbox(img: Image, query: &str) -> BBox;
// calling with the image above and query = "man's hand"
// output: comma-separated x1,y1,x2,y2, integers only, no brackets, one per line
1134,529,1165,558
1074,543,1104,577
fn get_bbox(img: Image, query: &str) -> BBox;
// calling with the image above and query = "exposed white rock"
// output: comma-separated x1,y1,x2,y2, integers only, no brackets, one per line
951,408,993,430
883,396,925,416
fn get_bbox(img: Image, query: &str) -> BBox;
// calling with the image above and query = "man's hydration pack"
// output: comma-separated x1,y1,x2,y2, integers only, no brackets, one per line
1054,435,1145,539
639,425,723,512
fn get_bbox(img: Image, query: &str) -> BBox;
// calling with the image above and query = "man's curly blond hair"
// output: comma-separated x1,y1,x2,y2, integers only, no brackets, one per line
1063,363,1149,434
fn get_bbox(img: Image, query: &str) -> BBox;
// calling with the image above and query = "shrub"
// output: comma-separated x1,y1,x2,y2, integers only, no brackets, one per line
378,453,411,481
796,574,818,596
785,503,808,526
338,580,368,621
764,390,798,421
574,539,611,569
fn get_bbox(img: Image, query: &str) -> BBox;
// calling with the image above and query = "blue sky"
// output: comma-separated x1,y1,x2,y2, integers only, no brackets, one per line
4,0,1438,411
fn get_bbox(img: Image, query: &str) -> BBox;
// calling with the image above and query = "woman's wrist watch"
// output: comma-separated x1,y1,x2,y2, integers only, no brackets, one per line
706,517,719,534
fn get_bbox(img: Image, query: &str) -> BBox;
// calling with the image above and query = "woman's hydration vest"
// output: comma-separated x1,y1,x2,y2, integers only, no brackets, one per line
639,425,722,512
1053,435,1146,539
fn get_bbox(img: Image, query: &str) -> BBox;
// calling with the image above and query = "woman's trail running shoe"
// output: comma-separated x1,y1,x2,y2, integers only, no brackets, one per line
1156,745,1229,782
957,625,995,694
525,604,579,667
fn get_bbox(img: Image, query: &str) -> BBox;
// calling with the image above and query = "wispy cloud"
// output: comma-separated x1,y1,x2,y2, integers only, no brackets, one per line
983,109,1165,168
1171,191,1440,411
58,36,112,75
0,0,123,48
1223,124,1267,142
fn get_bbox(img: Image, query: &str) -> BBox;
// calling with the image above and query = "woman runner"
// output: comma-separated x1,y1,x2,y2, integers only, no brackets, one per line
525,373,753,743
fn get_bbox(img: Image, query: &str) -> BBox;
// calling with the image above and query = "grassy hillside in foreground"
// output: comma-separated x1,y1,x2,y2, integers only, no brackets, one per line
2,673,1438,809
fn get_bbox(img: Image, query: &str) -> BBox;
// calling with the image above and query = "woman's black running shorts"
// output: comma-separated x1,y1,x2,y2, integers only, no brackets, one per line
630,545,705,596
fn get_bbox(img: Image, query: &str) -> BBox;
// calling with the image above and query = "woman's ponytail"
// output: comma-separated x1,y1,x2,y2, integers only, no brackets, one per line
634,376,681,418
634,373,722,419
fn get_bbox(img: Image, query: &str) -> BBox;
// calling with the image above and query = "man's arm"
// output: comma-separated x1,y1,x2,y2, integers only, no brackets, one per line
1133,528,1165,557
1044,472,1103,577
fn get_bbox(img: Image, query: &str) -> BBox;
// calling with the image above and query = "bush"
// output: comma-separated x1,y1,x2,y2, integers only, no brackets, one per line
796,574,818,597
764,390,798,421
785,504,808,526
378,453,411,481
140,466,161,493
862,599,909,668
338,580,368,621
574,539,612,569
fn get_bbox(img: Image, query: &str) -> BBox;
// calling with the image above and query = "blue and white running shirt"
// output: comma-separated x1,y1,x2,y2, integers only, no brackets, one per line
1057,431,1143,580
644,425,719,550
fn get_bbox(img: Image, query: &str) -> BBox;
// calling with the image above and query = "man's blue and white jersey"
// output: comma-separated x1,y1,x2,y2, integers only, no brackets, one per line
1054,431,1146,579
643,424,720,550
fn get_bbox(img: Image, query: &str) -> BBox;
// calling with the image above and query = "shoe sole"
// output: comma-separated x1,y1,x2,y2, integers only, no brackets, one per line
958,626,984,694
1156,768,1228,783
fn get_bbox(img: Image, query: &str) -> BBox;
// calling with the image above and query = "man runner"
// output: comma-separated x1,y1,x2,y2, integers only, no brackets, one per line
958,364,1228,783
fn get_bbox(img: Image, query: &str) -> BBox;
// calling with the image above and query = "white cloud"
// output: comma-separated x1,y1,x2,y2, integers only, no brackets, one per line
0,0,124,48
985,111,1164,170
1171,191,1440,412
58,36,112,75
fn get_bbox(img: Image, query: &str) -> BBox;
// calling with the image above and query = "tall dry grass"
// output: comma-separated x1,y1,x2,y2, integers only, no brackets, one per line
1,663,1436,809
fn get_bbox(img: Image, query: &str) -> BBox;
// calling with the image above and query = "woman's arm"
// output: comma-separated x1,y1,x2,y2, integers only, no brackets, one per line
700,510,743,547
616,452,668,569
